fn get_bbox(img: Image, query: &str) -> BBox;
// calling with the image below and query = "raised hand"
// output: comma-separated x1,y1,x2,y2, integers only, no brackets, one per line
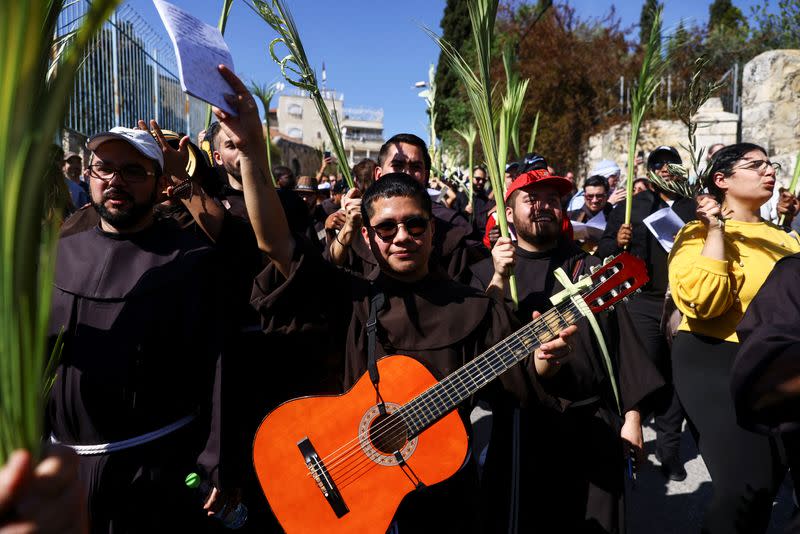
138,119,190,182
212,64,265,155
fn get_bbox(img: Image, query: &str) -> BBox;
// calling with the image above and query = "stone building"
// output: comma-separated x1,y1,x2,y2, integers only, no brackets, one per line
581,49,799,188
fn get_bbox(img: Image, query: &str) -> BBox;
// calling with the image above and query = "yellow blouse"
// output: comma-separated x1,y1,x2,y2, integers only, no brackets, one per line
668,219,800,342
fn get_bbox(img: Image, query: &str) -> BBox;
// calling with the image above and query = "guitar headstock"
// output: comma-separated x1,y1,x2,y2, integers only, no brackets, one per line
583,253,649,313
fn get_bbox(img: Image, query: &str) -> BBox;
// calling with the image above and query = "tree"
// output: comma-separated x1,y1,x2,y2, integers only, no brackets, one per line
749,0,800,49
708,0,748,33
639,0,662,46
432,0,473,136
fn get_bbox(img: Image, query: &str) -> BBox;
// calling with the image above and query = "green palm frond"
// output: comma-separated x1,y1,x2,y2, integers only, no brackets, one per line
250,0,354,188
527,110,540,154
249,81,279,186
624,5,668,224
0,0,120,464
454,123,477,219
424,0,519,308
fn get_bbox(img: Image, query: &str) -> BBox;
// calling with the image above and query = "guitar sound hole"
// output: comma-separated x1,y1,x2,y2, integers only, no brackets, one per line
369,413,407,454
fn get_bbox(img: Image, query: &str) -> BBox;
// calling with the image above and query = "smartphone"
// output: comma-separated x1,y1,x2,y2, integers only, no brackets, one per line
324,150,331,159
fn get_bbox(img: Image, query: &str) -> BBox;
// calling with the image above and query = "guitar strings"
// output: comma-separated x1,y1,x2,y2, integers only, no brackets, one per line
311,299,587,483
314,298,586,480
323,302,584,488
320,268,633,487
317,298,586,482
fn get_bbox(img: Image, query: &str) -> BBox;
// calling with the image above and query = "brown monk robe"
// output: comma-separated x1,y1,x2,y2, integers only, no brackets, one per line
470,170,663,533
211,67,574,533
47,127,226,533
251,179,560,533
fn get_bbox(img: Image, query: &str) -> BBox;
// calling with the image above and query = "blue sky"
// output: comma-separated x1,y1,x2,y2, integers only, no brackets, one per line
127,0,773,140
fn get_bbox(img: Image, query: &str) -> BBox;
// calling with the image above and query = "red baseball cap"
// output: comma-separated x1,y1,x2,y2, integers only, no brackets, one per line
504,168,574,202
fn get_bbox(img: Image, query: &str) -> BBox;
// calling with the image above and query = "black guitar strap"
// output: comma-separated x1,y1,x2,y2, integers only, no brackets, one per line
367,284,386,412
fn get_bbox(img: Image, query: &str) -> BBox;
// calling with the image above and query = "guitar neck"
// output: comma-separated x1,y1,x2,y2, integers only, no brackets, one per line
399,298,584,437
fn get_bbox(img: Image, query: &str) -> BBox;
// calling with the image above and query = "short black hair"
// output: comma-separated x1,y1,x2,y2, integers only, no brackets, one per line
472,165,487,175
583,175,609,192
706,142,767,202
272,165,293,180
361,172,432,224
207,121,223,151
377,133,431,172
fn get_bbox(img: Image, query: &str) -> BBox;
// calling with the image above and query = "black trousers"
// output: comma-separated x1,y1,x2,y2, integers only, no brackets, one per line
673,332,786,534
626,293,684,456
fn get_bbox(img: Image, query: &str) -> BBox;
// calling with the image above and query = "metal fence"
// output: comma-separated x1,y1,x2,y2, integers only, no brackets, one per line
57,0,207,139
615,65,742,118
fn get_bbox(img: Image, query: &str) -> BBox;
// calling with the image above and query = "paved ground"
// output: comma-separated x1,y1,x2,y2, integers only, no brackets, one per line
627,421,796,533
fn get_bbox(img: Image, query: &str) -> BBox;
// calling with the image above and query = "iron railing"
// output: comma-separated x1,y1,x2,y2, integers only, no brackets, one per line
57,1,207,138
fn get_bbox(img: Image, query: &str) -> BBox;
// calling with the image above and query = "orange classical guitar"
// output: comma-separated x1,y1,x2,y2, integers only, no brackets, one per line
252,253,648,533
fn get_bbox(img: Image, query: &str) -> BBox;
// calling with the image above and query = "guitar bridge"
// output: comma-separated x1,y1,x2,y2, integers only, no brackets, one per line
297,436,349,518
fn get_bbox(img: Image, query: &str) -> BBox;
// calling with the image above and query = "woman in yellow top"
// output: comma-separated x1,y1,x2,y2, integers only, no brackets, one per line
668,142,800,534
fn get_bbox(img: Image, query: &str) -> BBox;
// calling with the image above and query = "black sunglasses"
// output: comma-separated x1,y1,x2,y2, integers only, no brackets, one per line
369,216,430,241
651,161,677,171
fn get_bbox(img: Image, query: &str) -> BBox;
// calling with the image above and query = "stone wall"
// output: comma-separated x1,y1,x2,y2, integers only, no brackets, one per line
580,98,738,183
274,136,322,178
581,49,800,187
741,50,800,183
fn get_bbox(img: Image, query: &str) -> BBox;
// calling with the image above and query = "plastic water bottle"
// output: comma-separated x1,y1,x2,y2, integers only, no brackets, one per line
185,472,248,529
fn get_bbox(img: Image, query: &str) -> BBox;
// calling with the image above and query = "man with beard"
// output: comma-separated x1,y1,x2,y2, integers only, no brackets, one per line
453,165,491,234
211,66,576,533
596,145,696,482
327,133,487,283
47,126,231,532
470,168,663,533
62,151,89,210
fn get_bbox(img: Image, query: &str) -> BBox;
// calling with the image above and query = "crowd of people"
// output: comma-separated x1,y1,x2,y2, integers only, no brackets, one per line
3,64,800,534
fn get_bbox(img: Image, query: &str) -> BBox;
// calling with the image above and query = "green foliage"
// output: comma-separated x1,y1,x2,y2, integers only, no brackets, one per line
625,5,668,224
425,0,519,308
750,0,800,49
638,0,662,46
433,0,475,135
708,0,748,33
249,81,279,186
0,0,120,463
252,0,354,189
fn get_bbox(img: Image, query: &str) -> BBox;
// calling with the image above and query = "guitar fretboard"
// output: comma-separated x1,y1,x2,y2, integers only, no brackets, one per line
398,298,584,437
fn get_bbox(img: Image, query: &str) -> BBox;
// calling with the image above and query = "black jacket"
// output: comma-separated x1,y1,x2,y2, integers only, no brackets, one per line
595,190,696,296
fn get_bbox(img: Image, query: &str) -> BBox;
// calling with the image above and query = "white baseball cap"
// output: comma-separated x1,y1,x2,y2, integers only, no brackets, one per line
87,127,164,170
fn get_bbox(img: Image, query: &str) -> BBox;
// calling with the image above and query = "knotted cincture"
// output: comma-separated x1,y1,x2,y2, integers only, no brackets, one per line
549,267,621,415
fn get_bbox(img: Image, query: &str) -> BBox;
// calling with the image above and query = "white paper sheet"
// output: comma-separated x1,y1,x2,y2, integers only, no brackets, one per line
643,206,685,253
153,0,236,115
571,211,606,241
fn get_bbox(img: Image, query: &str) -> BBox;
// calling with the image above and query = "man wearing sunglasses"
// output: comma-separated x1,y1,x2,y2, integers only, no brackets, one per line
210,65,576,533
47,127,232,531
597,145,697,483
327,133,487,284
470,168,661,533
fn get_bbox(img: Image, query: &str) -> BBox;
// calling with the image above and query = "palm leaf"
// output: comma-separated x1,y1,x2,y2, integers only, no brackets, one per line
0,0,120,463
454,123,477,220
527,110,540,154
250,81,280,186
250,0,354,189
424,0,519,308
624,5,668,224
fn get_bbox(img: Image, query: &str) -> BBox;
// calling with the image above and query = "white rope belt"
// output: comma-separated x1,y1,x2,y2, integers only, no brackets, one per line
51,414,196,456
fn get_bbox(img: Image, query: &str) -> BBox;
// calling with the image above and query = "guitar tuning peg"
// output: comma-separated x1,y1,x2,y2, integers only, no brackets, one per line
590,265,599,274
622,297,629,303
603,256,612,265
608,305,615,311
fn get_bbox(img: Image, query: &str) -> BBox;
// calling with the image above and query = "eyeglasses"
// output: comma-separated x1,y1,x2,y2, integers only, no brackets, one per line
369,216,430,241
88,163,155,183
585,194,607,200
732,159,781,174
651,161,677,171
